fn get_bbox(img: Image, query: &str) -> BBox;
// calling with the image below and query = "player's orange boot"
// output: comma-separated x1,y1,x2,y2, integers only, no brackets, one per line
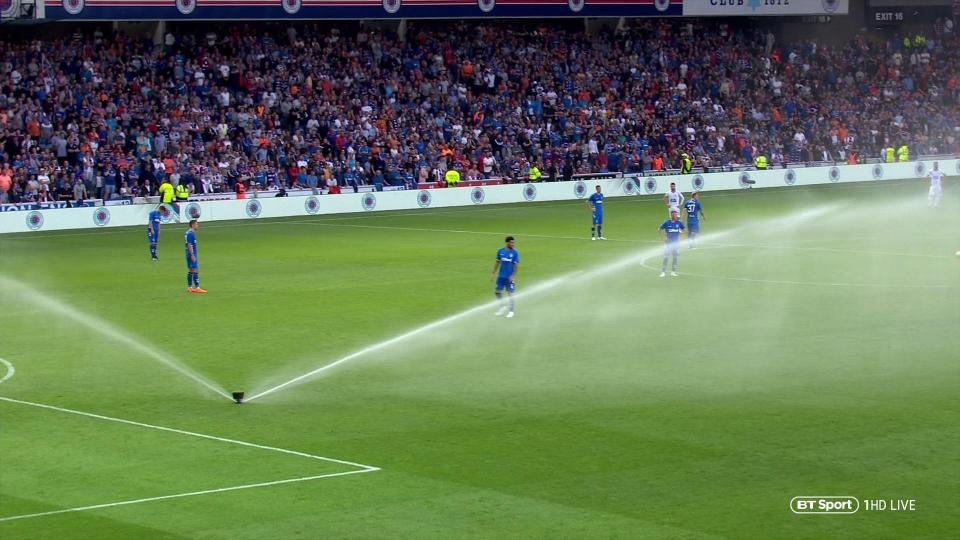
193,288,208,294
187,287,197,293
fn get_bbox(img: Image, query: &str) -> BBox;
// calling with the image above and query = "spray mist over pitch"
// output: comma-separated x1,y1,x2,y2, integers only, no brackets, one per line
245,203,841,402
0,275,232,401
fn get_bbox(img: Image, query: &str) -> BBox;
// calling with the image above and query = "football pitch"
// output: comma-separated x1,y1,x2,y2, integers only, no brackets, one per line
0,179,958,539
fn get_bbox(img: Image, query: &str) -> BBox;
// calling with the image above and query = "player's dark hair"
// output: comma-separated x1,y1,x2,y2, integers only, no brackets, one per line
505,236,514,243
189,219,198,227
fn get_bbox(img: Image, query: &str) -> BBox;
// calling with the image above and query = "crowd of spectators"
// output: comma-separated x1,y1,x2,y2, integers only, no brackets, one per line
1,18,959,204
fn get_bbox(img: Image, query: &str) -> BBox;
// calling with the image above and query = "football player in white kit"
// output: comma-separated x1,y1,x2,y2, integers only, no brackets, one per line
927,161,944,208
663,182,685,216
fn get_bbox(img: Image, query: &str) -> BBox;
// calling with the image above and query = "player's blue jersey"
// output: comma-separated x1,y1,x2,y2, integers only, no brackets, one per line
185,229,197,257
684,200,701,222
147,210,161,239
588,192,604,212
496,248,519,279
659,219,685,243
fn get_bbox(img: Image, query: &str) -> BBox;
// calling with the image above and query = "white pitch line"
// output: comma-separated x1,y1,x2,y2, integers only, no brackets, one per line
0,358,13,385
0,469,374,523
0,396,380,470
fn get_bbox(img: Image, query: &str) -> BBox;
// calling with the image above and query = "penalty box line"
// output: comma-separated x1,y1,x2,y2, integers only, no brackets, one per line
0,396,380,523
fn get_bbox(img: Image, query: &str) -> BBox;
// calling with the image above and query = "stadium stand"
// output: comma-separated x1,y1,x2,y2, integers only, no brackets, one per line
0,19,958,204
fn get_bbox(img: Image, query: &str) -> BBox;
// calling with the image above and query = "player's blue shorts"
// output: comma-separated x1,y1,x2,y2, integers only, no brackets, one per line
592,211,603,225
185,252,198,270
495,276,515,293
687,220,700,234
147,232,158,244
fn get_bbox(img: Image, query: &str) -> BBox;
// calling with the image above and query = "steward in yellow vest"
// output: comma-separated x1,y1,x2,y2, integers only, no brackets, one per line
175,183,190,201
529,165,542,182
897,145,909,162
754,155,768,170
444,168,461,186
885,147,895,163
680,153,692,174
159,180,174,203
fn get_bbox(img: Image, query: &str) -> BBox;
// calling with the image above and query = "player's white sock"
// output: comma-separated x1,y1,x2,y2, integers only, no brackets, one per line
506,311,514,318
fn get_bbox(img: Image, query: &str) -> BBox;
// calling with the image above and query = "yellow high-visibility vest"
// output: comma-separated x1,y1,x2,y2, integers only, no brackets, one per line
885,147,895,163
175,184,190,200
529,166,542,181
754,155,768,170
444,169,460,185
680,157,692,174
159,182,174,203
897,145,909,162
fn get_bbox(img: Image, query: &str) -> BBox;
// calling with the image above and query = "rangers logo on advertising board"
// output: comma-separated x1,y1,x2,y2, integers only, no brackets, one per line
522,183,537,201
872,164,884,179
828,166,840,183
92,208,111,226
654,0,670,12
784,170,797,185
382,0,400,14
738,172,752,188
63,0,84,15
282,0,301,15
245,199,262,218
304,196,320,214
573,180,587,198
822,0,840,13
471,187,485,204
643,177,657,195
691,174,705,191
567,0,584,13
914,162,926,177
416,190,432,208
185,202,202,220
478,0,495,13
158,204,176,223
621,178,637,195
362,193,377,211
175,0,195,15
1,0,20,20
25,210,43,231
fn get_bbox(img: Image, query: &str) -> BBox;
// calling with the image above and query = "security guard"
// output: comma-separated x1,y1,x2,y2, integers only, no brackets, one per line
159,178,174,204
897,144,909,162
529,163,542,182
444,167,461,187
175,182,190,202
754,154,768,171
885,146,896,163
680,153,692,174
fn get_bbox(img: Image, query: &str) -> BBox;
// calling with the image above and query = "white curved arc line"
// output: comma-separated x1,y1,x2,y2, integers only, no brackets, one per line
0,358,14,384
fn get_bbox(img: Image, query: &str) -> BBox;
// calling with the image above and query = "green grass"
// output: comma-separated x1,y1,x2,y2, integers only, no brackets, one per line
0,180,958,539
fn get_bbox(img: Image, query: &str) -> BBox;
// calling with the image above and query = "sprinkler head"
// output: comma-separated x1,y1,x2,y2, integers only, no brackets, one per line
232,392,245,404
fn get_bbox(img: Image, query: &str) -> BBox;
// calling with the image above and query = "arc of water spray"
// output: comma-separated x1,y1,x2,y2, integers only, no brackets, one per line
245,203,837,403
0,276,232,401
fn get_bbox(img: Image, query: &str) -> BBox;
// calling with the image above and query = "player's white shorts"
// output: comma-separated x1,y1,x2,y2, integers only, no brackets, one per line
929,186,942,197
668,205,680,215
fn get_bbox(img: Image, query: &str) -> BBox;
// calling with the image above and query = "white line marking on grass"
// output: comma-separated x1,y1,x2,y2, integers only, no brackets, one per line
0,469,373,523
0,358,13,385
0,396,379,470
0,395,380,522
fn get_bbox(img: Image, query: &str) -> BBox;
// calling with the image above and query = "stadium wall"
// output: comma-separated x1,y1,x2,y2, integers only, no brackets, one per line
1,160,953,234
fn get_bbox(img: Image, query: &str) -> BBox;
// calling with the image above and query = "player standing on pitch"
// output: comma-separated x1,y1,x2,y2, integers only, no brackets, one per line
147,205,162,261
659,210,685,277
587,185,605,240
664,182,684,216
185,219,207,294
492,236,519,318
928,161,944,208
683,192,705,248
